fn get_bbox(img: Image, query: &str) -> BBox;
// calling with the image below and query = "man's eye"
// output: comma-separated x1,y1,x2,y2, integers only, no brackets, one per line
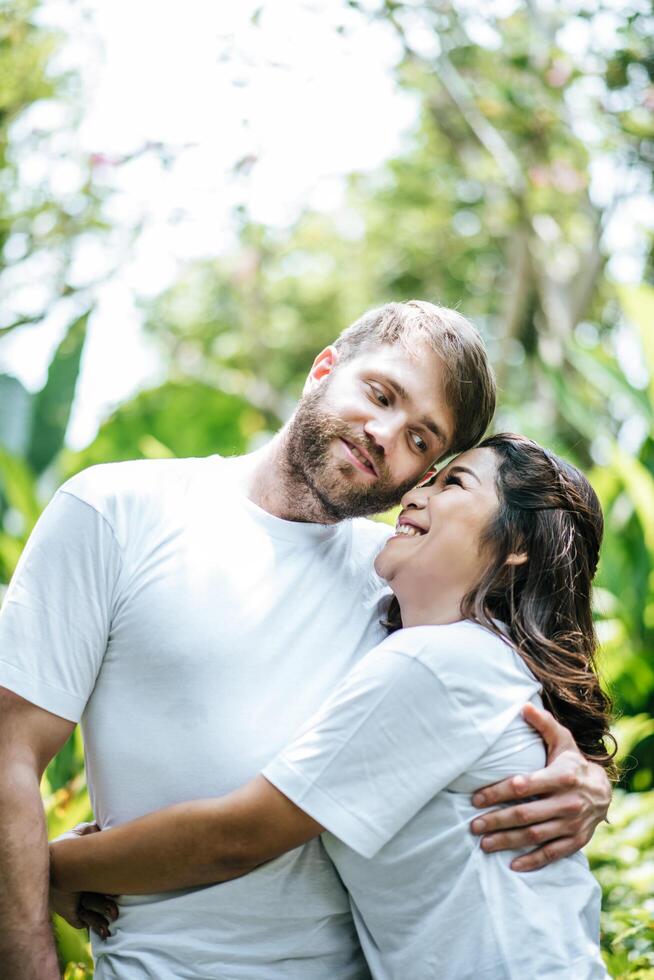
411,433,428,453
368,384,390,407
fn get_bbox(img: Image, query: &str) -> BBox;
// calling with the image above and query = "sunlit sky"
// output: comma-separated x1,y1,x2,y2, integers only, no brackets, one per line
3,0,417,447
1,0,652,449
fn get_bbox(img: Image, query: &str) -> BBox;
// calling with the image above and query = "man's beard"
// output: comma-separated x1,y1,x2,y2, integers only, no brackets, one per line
283,384,419,521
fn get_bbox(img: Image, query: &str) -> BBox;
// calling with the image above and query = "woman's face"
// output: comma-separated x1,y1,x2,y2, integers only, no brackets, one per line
374,447,501,600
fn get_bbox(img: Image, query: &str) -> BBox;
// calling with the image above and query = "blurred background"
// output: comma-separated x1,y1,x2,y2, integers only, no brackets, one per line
0,0,652,975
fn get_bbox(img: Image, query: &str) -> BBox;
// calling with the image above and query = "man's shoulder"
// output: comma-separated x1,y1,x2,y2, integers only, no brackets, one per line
349,516,394,548
59,456,218,520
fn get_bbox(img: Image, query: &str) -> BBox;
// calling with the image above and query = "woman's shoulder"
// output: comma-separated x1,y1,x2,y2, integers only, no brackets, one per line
379,621,538,692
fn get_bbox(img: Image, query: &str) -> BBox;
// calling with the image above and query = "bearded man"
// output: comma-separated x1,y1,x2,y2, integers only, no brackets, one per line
0,301,610,979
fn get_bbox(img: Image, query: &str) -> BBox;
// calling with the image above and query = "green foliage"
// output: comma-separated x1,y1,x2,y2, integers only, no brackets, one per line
66,380,275,476
0,373,31,453
28,311,90,474
0,312,90,583
588,791,654,977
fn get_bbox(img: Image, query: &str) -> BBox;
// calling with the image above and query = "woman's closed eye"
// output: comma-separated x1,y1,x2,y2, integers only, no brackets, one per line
443,474,463,488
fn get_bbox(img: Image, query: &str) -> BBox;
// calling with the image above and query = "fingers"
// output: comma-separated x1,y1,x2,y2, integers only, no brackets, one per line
79,821,101,836
522,703,576,754
471,794,583,835
472,773,531,809
477,819,570,853
472,757,583,809
510,835,584,873
79,908,111,940
78,892,119,940
80,892,119,923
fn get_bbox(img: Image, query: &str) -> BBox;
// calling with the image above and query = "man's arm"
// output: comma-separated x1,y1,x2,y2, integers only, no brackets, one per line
470,704,612,871
0,687,76,979
49,776,322,896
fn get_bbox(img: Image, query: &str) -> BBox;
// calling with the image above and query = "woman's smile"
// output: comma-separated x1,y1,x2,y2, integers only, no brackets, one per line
392,514,428,539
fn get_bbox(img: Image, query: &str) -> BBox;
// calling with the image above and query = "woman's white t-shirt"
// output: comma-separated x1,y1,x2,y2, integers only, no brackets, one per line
263,621,608,980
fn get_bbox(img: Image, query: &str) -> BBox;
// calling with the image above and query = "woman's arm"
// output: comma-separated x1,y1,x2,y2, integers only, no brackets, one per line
49,776,324,895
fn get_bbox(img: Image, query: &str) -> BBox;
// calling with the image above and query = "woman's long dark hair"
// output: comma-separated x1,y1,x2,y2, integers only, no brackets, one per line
385,432,617,776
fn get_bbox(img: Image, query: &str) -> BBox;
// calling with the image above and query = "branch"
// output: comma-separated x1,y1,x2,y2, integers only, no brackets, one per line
496,224,533,389
381,2,526,195
433,51,526,196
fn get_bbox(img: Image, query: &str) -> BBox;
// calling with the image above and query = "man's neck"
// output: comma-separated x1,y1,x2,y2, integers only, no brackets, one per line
242,431,341,525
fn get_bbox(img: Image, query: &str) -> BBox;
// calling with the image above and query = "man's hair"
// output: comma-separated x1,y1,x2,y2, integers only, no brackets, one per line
333,300,496,458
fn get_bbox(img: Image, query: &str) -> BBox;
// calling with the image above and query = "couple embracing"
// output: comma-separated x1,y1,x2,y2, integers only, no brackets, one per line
0,301,613,978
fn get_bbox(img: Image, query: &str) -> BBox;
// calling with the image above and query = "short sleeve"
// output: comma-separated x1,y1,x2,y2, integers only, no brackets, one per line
0,488,122,722
263,638,526,860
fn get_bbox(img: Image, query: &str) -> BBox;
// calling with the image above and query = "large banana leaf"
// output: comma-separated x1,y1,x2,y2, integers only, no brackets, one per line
619,283,654,407
27,310,90,475
0,373,32,455
0,444,42,531
611,445,654,556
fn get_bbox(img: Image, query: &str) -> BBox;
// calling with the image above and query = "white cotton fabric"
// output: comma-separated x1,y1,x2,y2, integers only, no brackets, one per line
263,621,608,980
0,455,393,979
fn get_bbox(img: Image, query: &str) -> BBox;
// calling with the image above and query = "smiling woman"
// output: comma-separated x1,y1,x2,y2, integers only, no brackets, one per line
376,446,503,626
383,432,615,773
49,432,613,979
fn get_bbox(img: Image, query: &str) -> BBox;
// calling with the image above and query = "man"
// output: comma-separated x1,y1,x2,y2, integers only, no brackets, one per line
0,301,610,979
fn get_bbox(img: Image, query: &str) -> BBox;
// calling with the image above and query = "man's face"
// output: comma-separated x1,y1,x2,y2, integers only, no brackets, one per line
284,342,454,520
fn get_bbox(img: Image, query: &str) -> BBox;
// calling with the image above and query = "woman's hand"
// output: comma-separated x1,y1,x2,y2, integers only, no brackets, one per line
49,821,118,938
470,703,612,871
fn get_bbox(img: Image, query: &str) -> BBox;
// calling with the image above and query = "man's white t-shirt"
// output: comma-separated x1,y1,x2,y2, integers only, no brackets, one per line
0,455,392,979
263,621,608,980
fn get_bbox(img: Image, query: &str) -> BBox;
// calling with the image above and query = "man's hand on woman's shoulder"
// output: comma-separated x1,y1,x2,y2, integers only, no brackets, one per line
469,703,612,872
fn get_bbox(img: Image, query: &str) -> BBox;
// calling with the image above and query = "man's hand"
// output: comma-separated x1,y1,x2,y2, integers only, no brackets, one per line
470,703,612,872
50,822,118,939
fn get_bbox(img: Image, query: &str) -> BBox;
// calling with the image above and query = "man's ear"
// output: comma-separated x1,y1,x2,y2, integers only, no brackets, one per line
506,551,528,567
303,345,339,395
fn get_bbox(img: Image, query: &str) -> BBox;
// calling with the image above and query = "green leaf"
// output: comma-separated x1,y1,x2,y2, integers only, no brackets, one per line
611,445,654,555
0,444,41,530
27,311,90,475
44,779,93,841
612,715,654,764
46,730,80,793
619,283,654,405
0,373,33,455
54,916,93,975
0,530,24,579
66,380,272,475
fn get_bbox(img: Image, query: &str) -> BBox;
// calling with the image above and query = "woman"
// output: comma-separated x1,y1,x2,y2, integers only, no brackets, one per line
50,434,615,979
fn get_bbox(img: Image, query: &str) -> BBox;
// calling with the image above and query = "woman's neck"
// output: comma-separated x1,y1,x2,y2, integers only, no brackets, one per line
395,585,467,629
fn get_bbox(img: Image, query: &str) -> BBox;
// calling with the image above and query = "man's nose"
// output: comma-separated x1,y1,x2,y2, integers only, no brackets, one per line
363,416,401,455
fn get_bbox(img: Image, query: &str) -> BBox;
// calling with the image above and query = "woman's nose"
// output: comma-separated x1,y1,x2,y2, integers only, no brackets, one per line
401,485,430,510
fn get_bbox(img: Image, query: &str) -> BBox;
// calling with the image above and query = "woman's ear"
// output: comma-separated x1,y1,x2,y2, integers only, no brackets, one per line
506,551,528,567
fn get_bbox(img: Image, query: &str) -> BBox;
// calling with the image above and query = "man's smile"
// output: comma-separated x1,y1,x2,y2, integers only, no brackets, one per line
338,438,379,478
